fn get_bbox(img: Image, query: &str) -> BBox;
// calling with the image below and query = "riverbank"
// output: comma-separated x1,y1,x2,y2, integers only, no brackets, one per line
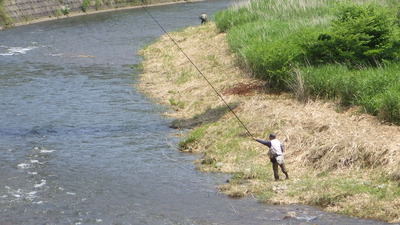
137,23,400,222
0,0,194,29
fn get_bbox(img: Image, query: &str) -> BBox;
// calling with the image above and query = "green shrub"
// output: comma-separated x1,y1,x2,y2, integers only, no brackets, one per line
246,37,301,89
61,5,70,16
54,9,63,18
80,0,91,13
303,4,400,66
379,86,400,124
227,20,303,89
216,0,400,124
95,0,102,10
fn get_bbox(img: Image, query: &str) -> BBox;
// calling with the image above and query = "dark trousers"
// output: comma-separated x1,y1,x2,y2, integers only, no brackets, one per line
272,162,289,181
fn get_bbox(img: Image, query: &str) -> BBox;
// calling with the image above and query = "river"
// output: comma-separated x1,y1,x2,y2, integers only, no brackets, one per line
0,1,392,224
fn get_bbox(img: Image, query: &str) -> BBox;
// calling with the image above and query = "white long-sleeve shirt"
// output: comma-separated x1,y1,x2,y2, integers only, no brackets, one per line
255,138,284,155
270,139,283,155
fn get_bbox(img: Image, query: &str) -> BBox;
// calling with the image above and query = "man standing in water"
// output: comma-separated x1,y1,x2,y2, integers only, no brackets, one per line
199,12,207,24
253,134,289,181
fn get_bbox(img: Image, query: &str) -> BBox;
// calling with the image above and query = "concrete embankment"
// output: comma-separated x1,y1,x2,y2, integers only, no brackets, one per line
0,0,186,28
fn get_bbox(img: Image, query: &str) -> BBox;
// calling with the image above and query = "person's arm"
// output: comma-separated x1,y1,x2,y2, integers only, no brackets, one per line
253,137,271,147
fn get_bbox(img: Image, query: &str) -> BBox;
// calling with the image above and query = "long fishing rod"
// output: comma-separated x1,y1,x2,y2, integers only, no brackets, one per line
140,2,253,138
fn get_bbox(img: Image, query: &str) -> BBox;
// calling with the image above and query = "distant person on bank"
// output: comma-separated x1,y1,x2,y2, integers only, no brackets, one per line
253,133,289,181
199,13,207,24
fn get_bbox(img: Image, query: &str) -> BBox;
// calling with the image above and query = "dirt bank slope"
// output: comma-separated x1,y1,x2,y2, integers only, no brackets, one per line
137,23,400,223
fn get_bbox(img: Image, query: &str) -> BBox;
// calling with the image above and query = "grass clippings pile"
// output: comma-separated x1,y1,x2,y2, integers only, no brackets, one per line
137,23,400,223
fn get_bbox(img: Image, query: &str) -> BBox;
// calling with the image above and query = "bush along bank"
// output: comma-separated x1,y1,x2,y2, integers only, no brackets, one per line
214,0,400,125
137,23,400,222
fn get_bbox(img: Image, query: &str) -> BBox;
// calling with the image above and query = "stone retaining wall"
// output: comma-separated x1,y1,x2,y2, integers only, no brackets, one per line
4,0,80,22
1,0,184,28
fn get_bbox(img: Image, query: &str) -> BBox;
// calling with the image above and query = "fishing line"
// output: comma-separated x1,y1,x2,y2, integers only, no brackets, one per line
151,16,199,19
140,2,253,137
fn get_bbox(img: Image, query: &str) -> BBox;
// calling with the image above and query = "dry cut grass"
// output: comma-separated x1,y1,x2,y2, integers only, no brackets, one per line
136,23,400,223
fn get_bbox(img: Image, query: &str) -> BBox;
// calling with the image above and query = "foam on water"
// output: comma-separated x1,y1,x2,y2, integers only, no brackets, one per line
40,149,55,153
4,146,53,205
0,45,38,56
5,186,36,201
26,191,37,200
17,163,30,169
32,201,44,204
34,180,46,188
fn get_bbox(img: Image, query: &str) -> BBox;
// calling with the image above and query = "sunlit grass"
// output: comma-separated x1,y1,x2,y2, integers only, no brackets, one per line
301,63,400,122
215,0,400,124
137,22,400,222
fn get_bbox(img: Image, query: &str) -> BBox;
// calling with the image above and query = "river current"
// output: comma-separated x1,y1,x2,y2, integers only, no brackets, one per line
0,1,393,224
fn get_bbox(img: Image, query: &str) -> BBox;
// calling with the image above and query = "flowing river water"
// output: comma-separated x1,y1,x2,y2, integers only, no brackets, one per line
0,1,393,224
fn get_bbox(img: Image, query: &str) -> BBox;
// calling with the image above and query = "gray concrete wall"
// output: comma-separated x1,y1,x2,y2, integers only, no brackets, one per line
1,0,184,28
4,0,80,22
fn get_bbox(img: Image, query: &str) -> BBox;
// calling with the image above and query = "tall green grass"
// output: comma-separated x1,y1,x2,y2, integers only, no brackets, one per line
215,0,400,124
215,0,336,89
302,63,400,123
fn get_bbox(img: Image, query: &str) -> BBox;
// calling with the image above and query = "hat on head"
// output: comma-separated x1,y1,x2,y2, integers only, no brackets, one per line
269,133,276,139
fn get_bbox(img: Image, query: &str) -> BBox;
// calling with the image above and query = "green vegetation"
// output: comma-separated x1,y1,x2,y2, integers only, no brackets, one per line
215,0,400,124
138,22,400,222
0,0,13,28
95,0,102,10
178,126,207,150
168,97,185,109
61,5,70,16
302,63,400,123
79,0,91,13
53,8,63,18
176,70,195,84
286,174,400,221
79,0,102,12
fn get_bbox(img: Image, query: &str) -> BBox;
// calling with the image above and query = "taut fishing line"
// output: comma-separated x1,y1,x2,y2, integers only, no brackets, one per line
140,2,253,137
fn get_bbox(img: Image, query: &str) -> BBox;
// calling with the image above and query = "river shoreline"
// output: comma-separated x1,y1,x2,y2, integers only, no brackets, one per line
136,23,400,223
2,0,204,29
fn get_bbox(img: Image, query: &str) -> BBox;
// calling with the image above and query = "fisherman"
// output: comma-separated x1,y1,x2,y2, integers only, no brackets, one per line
199,12,207,25
253,133,289,181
